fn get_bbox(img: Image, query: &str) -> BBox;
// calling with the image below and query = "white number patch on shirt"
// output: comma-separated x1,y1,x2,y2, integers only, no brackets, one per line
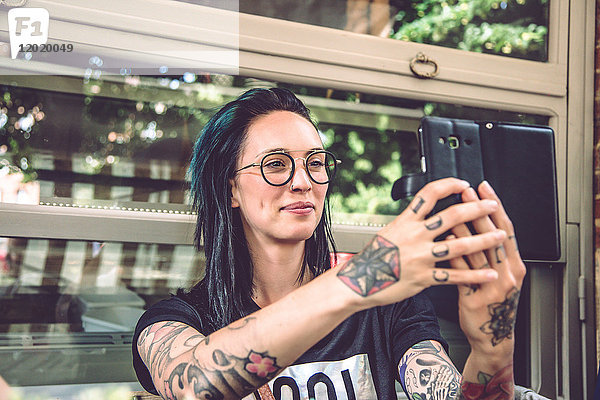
243,353,378,400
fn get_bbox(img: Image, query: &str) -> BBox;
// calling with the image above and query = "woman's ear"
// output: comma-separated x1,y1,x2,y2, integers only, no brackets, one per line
229,179,240,208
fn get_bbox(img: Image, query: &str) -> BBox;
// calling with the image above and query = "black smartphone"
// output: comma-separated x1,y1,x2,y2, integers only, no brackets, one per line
392,116,560,261
418,117,485,215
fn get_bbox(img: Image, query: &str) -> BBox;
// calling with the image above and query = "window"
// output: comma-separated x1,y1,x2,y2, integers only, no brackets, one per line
0,0,592,398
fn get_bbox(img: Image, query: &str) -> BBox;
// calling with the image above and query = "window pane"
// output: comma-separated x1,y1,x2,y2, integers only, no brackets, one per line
0,236,203,386
239,0,549,62
0,75,240,211
0,76,550,226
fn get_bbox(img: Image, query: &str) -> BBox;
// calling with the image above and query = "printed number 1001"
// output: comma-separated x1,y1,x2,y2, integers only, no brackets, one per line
19,43,74,52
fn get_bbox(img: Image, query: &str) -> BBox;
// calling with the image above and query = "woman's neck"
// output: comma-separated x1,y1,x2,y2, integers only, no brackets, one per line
248,239,311,308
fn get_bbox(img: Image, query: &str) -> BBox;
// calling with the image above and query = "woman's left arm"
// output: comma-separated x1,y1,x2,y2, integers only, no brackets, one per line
449,181,526,399
399,181,526,400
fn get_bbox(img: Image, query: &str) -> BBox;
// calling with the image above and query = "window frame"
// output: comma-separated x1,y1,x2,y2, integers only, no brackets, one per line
0,0,595,397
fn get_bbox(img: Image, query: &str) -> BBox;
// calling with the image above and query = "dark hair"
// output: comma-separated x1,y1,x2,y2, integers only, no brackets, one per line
180,87,337,331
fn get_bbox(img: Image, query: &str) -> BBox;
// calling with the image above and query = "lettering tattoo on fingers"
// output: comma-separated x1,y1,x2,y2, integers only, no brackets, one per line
425,215,443,231
463,284,479,296
337,235,400,297
508,235,518,251
433,270,449,282
411,196,426,214
479,287,520,346
478,263,490,269
432,244,450,258
494,245,506,264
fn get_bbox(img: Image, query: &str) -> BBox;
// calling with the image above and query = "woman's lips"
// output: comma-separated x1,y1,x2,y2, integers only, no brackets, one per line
281,202,314,215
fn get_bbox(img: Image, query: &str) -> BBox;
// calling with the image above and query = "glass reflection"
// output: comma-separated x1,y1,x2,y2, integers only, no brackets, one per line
238,0,549,62
0,76,549,226
0,235,204,386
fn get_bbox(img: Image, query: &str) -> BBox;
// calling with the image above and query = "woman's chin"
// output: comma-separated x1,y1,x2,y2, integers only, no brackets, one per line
275,231,315,244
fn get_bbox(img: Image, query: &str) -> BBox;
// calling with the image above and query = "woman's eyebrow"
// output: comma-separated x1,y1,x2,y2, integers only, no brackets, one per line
255,147,324,157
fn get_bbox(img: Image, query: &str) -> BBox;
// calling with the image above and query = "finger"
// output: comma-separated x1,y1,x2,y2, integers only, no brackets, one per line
462,187,497,234
430,267,498,287
428,229,506,262
445,234,471,270
446,235,481,296
478,181,519,255
423,198,498,237
451,223,489,269
461,187,510,272
408,178,471,219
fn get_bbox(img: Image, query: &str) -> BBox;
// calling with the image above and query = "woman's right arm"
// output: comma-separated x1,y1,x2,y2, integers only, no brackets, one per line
137,178,505,400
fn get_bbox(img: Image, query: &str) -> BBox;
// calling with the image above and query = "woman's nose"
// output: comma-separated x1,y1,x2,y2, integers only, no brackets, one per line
289,160,312,191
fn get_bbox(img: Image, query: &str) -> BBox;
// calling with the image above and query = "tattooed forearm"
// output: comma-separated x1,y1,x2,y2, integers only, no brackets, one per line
479,287,520,346
228,317,256,330
458,364,514,399
138,321,281,400
337,235,400,297
163,349,280,399
399,340,461,400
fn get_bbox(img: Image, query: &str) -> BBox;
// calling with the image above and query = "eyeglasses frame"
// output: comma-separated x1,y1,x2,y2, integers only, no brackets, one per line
234,150,341,186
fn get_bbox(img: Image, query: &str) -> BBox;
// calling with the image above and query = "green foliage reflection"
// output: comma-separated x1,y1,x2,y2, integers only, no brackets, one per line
391,0,548,61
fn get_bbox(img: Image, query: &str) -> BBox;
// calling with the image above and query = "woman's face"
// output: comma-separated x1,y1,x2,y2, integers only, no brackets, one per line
231,111,329,245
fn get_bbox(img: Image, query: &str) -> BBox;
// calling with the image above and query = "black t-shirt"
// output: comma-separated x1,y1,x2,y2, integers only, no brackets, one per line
132,291,447,399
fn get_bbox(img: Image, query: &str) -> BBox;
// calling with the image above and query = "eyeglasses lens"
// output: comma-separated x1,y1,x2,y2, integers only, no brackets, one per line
261,153,293,185
260,151,336,186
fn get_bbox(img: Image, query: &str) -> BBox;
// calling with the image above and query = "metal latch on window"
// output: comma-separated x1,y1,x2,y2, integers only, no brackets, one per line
578,275,585,321
409,52,439,79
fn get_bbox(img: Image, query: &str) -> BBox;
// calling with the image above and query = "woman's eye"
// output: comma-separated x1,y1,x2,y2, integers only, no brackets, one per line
308,160,325,168
264,160,287,169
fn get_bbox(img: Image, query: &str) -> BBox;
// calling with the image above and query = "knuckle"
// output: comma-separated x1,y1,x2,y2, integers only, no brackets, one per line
452,239,467,254
424,178,459,199
421,181,439,198
505,219,515,232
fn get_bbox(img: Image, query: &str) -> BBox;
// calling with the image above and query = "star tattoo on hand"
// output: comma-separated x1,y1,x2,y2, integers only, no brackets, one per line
337,235,400,297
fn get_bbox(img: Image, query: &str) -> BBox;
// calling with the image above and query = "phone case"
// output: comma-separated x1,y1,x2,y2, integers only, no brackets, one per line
391,116,560,261
419,117,485,214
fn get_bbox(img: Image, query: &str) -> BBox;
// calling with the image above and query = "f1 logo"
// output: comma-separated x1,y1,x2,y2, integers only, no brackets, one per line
7,8,49,59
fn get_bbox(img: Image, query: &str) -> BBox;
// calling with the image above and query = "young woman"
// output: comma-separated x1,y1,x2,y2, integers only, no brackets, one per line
132,88,526,400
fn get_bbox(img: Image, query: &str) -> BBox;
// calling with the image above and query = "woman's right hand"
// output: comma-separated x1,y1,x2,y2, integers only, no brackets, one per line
336,177,505,309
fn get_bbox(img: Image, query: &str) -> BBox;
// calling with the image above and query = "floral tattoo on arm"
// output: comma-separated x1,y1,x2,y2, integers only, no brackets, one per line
137,321,281,400
479,287,520,346
459,364,514,400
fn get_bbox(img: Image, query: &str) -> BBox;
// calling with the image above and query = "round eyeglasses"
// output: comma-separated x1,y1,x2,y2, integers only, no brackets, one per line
235,150,341,186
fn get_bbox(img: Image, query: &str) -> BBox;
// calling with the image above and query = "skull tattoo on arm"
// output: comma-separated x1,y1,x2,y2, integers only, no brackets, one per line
399,340,461,400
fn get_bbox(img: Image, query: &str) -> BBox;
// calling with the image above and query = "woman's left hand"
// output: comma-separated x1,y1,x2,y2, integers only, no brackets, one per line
448,181,526,363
